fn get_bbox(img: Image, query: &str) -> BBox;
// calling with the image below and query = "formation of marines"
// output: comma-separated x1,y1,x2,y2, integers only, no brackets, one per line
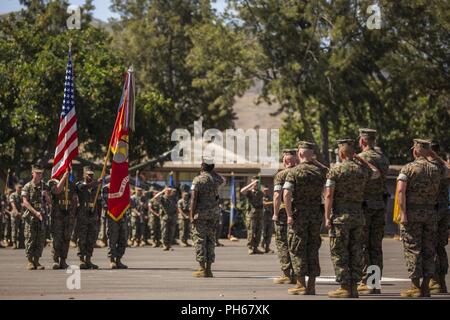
1,128,448,298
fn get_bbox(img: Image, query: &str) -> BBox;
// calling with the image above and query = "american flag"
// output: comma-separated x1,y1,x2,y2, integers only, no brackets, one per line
51,48,78,179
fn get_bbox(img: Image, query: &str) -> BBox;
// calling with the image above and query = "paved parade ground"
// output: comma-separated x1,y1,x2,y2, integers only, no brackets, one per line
0,238,449,300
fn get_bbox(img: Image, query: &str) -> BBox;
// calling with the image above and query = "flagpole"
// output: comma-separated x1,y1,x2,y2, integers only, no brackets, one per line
64,40,72,211
228,171,234,239
64,169,69,210
93,144,112,211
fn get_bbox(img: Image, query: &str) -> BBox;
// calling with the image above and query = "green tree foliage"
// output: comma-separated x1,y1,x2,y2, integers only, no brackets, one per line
0,0,124,174
110,0,252,132
230,0,450,163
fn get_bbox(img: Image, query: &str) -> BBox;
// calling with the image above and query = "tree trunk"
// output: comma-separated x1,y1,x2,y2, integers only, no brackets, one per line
319,111,330,165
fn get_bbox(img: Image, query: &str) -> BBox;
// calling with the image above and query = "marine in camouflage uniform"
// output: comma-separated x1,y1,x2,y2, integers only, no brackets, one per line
178,192,192,247
240,176,264,255
190,160,224,277
75,166,101,269
0,195,5,247
261,187,274,253
356,129,390,294
156,188,178,251
2,193,12,246
105,182,129,269
48,170,77,269
272,149,298,284
148,196,162,247
397,139,445,297
325,139,379,298
21,164,50,270
429,141,449,294
283,141,327,295
9,183,25,249
130,187,144,247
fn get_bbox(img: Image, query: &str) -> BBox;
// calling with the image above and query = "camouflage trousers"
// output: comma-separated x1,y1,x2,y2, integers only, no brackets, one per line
329,211,364,285
3,213,11,242
192,218,217,263
161,216,176,247
71,217,79,243
435,207,449,275
51,210,75,259
275,210,292,273
179,218,191,243
130,215,143,241
400,210,437,279
142,215,150,242
24,217,46,259
11,215,24,246
288,208,322,277
76,213,98,258
246,215,263,249
107,216,128,259
261,218,274,248
97,208,107,242
215,216,223,243
361,207,385,282
150,215,161,243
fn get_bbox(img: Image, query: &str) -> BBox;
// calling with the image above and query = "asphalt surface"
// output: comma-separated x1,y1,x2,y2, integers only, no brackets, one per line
0,238,449,300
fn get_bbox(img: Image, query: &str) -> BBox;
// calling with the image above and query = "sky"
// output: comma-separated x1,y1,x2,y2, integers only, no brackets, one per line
0,0,227,21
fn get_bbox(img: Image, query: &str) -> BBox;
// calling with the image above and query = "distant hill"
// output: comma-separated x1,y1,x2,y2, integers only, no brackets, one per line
233,80,283,130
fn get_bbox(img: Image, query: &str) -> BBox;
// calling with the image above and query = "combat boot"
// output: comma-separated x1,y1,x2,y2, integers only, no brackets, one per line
60,258,69,269
328,284,352,298
421,277,431,297
439,274,448,293
400,278,421,297
27,258,36,270
205,262,213,278
139,241,145,247
146,239,153,246
351,282,359,298
273,270,291,284
85,256,99,269
357,282,371,295
193,263,206,277
110,258,118,269
116,258,128,269
306,277,316,295
253,247,264,254
96,240,106,248
127,239,133,246
12,242,18,249
52,256,61,270
287,276,307,295
151,242,158,248
79,257,89,270
216,241,224,247
181,241,188,247
162,245,171,251
131,239,138,247
33,257,45,270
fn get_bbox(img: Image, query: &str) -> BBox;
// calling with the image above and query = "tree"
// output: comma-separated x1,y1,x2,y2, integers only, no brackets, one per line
0,0,124,176
230,0,450,163
110,0,251,134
